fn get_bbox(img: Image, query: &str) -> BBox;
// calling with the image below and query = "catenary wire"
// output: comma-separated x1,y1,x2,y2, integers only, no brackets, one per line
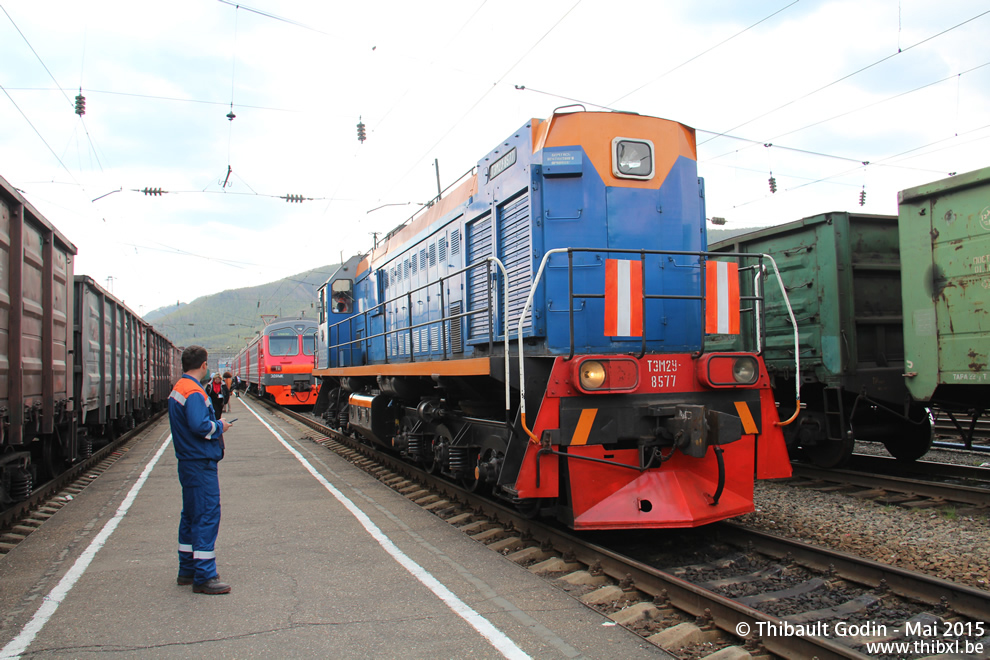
704,60,990,164
699,9,990,146
609,0,801,106
381,0,584,202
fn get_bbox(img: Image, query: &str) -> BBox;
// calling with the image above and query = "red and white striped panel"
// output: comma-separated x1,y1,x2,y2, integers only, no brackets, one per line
705,261,740,334
604,259,643,337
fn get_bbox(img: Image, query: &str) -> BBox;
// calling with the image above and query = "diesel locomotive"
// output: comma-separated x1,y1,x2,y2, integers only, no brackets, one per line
313,110,800,529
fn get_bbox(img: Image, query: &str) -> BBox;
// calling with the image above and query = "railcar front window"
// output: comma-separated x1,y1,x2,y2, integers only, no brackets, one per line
269,329,299,356
302,329,317,355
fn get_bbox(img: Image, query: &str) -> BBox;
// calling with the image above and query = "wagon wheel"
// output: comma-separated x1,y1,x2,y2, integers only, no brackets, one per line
790,412,854,468
802,435,854,468
31,435,66,482
882,407,934,461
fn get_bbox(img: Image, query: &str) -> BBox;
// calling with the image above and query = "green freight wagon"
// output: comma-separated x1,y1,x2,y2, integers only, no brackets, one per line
899,166,990,444
709,212,932,466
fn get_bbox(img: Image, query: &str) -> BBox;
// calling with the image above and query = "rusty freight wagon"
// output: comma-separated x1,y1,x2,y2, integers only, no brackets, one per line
74,275,169,446
709,212,933,467
899,166,990,445
0,175,78,499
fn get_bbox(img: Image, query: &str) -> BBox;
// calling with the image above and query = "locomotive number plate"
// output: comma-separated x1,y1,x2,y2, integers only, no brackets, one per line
642,356,688,391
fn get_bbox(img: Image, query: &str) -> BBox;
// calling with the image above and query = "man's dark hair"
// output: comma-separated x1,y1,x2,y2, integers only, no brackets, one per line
182,345,209,372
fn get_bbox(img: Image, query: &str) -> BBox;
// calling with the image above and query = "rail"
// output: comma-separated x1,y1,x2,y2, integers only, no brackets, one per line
274,401,980,660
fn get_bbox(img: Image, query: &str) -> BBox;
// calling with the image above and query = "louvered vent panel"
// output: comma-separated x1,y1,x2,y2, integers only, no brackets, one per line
498,192,533,336
449,300,464,354
466,213,493,339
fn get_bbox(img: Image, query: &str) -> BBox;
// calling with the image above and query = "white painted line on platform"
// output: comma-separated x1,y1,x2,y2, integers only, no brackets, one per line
241,399,531,660
1,434,173,660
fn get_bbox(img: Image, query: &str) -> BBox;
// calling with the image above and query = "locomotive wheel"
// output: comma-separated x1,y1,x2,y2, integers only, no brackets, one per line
427,424,453,475
515,498,541,519
882,410,934,462
460,451,486,493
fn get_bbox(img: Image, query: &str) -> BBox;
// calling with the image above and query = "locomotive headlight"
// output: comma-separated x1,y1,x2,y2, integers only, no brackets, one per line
732,357,758,384
697,354,760,387
579,360,606,390
612,138,655,180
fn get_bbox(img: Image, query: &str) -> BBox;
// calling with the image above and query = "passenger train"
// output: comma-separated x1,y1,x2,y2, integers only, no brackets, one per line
231,318,320,407
313,110,799,529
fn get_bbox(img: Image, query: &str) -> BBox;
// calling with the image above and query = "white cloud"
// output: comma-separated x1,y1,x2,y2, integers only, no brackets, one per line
1,0,988,312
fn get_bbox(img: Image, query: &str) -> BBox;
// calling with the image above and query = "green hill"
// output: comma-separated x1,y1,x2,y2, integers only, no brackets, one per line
146,263,343,368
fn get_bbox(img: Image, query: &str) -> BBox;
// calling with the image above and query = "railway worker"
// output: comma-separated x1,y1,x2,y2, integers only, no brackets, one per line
233,374,241,398
169,346,232,595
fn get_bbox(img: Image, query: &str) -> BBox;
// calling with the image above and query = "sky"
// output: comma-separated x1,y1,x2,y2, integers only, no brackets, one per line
1,0,988,316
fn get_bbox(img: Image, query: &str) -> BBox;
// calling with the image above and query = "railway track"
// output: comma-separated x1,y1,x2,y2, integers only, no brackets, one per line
790,455,990,510
0,413,165,554
265,400,990,660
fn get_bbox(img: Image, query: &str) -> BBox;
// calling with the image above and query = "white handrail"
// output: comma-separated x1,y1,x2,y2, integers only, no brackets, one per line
517,248,568,441
485,256,511,416
761,253,801,425
511,248,802,441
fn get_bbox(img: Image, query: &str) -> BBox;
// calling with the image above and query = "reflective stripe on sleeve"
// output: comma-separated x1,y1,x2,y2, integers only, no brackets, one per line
169,391,187,406
179,544,193,553
205,421,217,440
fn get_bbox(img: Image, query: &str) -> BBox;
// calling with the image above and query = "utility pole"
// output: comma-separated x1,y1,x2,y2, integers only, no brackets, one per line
434,158,442,199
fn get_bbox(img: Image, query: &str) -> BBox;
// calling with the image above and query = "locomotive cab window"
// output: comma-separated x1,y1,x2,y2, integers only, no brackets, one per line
331,279,353,314
268,328,299,356
302,328,317,355
612,137,654,180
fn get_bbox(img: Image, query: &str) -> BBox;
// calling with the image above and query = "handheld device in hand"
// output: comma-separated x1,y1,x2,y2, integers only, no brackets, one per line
227,418,237,423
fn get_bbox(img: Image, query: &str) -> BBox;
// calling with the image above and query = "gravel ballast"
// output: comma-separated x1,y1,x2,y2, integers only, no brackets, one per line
737,479,990,591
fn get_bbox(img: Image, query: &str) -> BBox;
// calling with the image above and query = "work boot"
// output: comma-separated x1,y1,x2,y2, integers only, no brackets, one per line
193,577,231,594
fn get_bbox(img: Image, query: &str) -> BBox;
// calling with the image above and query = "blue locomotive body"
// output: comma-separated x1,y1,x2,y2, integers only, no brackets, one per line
323,114,706,367
315,111,792,530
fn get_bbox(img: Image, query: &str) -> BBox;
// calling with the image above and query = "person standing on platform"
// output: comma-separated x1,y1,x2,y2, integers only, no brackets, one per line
205,373,228,419
168,346,232,595
222,372,233,412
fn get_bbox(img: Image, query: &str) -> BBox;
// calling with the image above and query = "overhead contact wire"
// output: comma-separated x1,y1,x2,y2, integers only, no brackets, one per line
699,9,990,146
609,0,801,106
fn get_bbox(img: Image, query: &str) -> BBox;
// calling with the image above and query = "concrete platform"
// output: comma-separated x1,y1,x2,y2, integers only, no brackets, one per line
0,396,670,659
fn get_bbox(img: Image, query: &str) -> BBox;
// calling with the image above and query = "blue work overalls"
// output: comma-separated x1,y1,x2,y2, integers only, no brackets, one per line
168,375,225,584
